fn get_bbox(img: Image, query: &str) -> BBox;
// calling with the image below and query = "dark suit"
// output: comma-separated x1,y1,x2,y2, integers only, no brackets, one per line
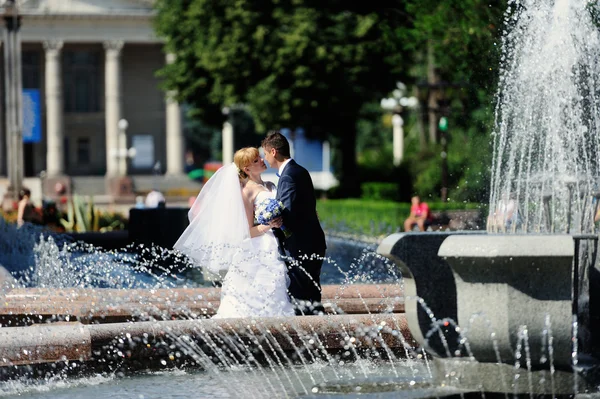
275,159,327,315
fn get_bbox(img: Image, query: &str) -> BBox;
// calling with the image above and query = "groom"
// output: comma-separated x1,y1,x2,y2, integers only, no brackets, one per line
262,130,327,316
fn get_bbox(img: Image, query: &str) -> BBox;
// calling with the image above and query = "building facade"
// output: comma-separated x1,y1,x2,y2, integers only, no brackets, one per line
0,0,187,200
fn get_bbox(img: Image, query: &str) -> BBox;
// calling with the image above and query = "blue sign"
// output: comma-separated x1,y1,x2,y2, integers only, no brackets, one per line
22,89,41,143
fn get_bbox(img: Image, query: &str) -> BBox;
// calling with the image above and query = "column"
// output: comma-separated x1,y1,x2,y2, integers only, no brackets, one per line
222,121,233,165
44,40,64,177
0,41,4,177
3,11,24,201
165,53,184,175
322,140,330,172
104,40,123,176
392,114,404,166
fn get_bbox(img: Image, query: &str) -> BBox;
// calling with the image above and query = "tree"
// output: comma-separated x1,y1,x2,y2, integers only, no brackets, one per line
154,0,408,196
399,0,507,203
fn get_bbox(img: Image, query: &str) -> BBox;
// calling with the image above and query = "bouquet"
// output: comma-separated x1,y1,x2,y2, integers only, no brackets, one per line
255,198,292,238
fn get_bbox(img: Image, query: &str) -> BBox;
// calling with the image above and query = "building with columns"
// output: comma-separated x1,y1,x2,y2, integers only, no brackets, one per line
0,0,191,202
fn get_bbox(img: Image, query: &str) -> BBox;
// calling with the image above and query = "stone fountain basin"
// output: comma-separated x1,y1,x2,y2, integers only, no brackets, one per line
439,234,576,366
0,313,415,374
0,284,404,326
377,231,600,395
0,283,412,373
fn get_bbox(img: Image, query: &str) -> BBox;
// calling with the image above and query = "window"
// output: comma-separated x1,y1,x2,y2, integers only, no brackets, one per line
76,137,90,165
131,135,155,169
63,51,100,112
22,50,41,89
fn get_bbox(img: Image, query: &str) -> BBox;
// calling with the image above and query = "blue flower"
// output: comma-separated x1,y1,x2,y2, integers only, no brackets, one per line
255,198,292,238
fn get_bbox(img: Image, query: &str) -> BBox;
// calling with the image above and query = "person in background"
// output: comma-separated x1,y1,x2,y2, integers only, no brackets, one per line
403,195,431,232
488,193,519,232
145,190,166,208
42,200,63,232
135,196,145,209
17,188,42,227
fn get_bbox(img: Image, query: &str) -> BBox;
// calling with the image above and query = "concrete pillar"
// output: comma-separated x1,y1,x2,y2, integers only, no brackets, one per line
3,12,24,202
104,40,124,177
43,40,64,177
0,41,4,177
322,140,330,172
438,234,577,367
165,53,184,175
222,121,233,165
392,114,404,166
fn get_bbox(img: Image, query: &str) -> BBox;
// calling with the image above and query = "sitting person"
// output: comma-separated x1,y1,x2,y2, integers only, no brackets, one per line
17,188,43,227
488,194,519,232
404,195,431,232
145,190,166,208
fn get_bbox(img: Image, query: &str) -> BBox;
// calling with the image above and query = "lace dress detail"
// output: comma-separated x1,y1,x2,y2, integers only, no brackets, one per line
213,190,295,318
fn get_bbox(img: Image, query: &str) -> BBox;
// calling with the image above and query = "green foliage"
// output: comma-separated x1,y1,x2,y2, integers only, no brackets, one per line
0,209,17,224
97,212,128,233
155,0,509,201
401,0,506,91
59,196,127,233
397,0,505,203
183,105,220,164
352,0,505,204
399,99,494,202
317,198,481,236
361,182,399,201
317,199,409,237
154,0,409,196
60,195,98,233
587,1,600,27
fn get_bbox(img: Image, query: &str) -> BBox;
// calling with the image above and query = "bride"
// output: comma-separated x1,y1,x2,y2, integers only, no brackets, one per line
174,147,295,318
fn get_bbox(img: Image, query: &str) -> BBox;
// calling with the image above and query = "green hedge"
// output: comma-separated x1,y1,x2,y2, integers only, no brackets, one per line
317,198,482,237
360,182,399,201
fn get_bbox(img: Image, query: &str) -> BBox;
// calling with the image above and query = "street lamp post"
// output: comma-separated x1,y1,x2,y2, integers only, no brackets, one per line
221,106,233,165
438,115,449,203
3,0,23,203
391,114,404,166
117,118,129,176
381,82,418,167
417,77,466,203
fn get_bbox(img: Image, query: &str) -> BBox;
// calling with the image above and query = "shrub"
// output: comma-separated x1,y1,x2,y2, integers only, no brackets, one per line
317,198,484,237
361,182,399,201
0,210,17,224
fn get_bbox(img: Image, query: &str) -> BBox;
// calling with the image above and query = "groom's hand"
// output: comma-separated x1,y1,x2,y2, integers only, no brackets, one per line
268,217,283,228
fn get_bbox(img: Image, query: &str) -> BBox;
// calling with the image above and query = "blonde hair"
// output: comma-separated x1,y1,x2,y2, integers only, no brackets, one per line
233,147,260,179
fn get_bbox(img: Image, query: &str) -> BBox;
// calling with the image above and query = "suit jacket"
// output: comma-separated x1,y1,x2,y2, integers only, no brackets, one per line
276,159,326,257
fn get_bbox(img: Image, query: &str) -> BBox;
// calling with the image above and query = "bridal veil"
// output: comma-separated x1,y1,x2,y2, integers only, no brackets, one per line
173,163,250,276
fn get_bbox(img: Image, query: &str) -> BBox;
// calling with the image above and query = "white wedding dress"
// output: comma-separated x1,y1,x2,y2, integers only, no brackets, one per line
213,190,295,318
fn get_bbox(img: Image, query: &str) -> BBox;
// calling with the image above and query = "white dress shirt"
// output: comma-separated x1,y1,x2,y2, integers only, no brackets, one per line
278,158,293,177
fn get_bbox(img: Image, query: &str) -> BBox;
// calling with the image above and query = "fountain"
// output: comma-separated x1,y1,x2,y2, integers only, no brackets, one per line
378,0,600,397
488,0,600,234
0,217,423,398
3,0,600,397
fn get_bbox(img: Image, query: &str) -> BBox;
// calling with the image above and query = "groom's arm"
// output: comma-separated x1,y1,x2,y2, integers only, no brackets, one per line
277,175,298,230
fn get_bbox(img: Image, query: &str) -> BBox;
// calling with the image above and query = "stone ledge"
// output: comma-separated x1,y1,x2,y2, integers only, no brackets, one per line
438,234,575,257
0,284,405,326
0,314,415,368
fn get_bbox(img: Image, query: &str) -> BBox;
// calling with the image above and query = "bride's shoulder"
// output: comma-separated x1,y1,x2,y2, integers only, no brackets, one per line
241,181,256,197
